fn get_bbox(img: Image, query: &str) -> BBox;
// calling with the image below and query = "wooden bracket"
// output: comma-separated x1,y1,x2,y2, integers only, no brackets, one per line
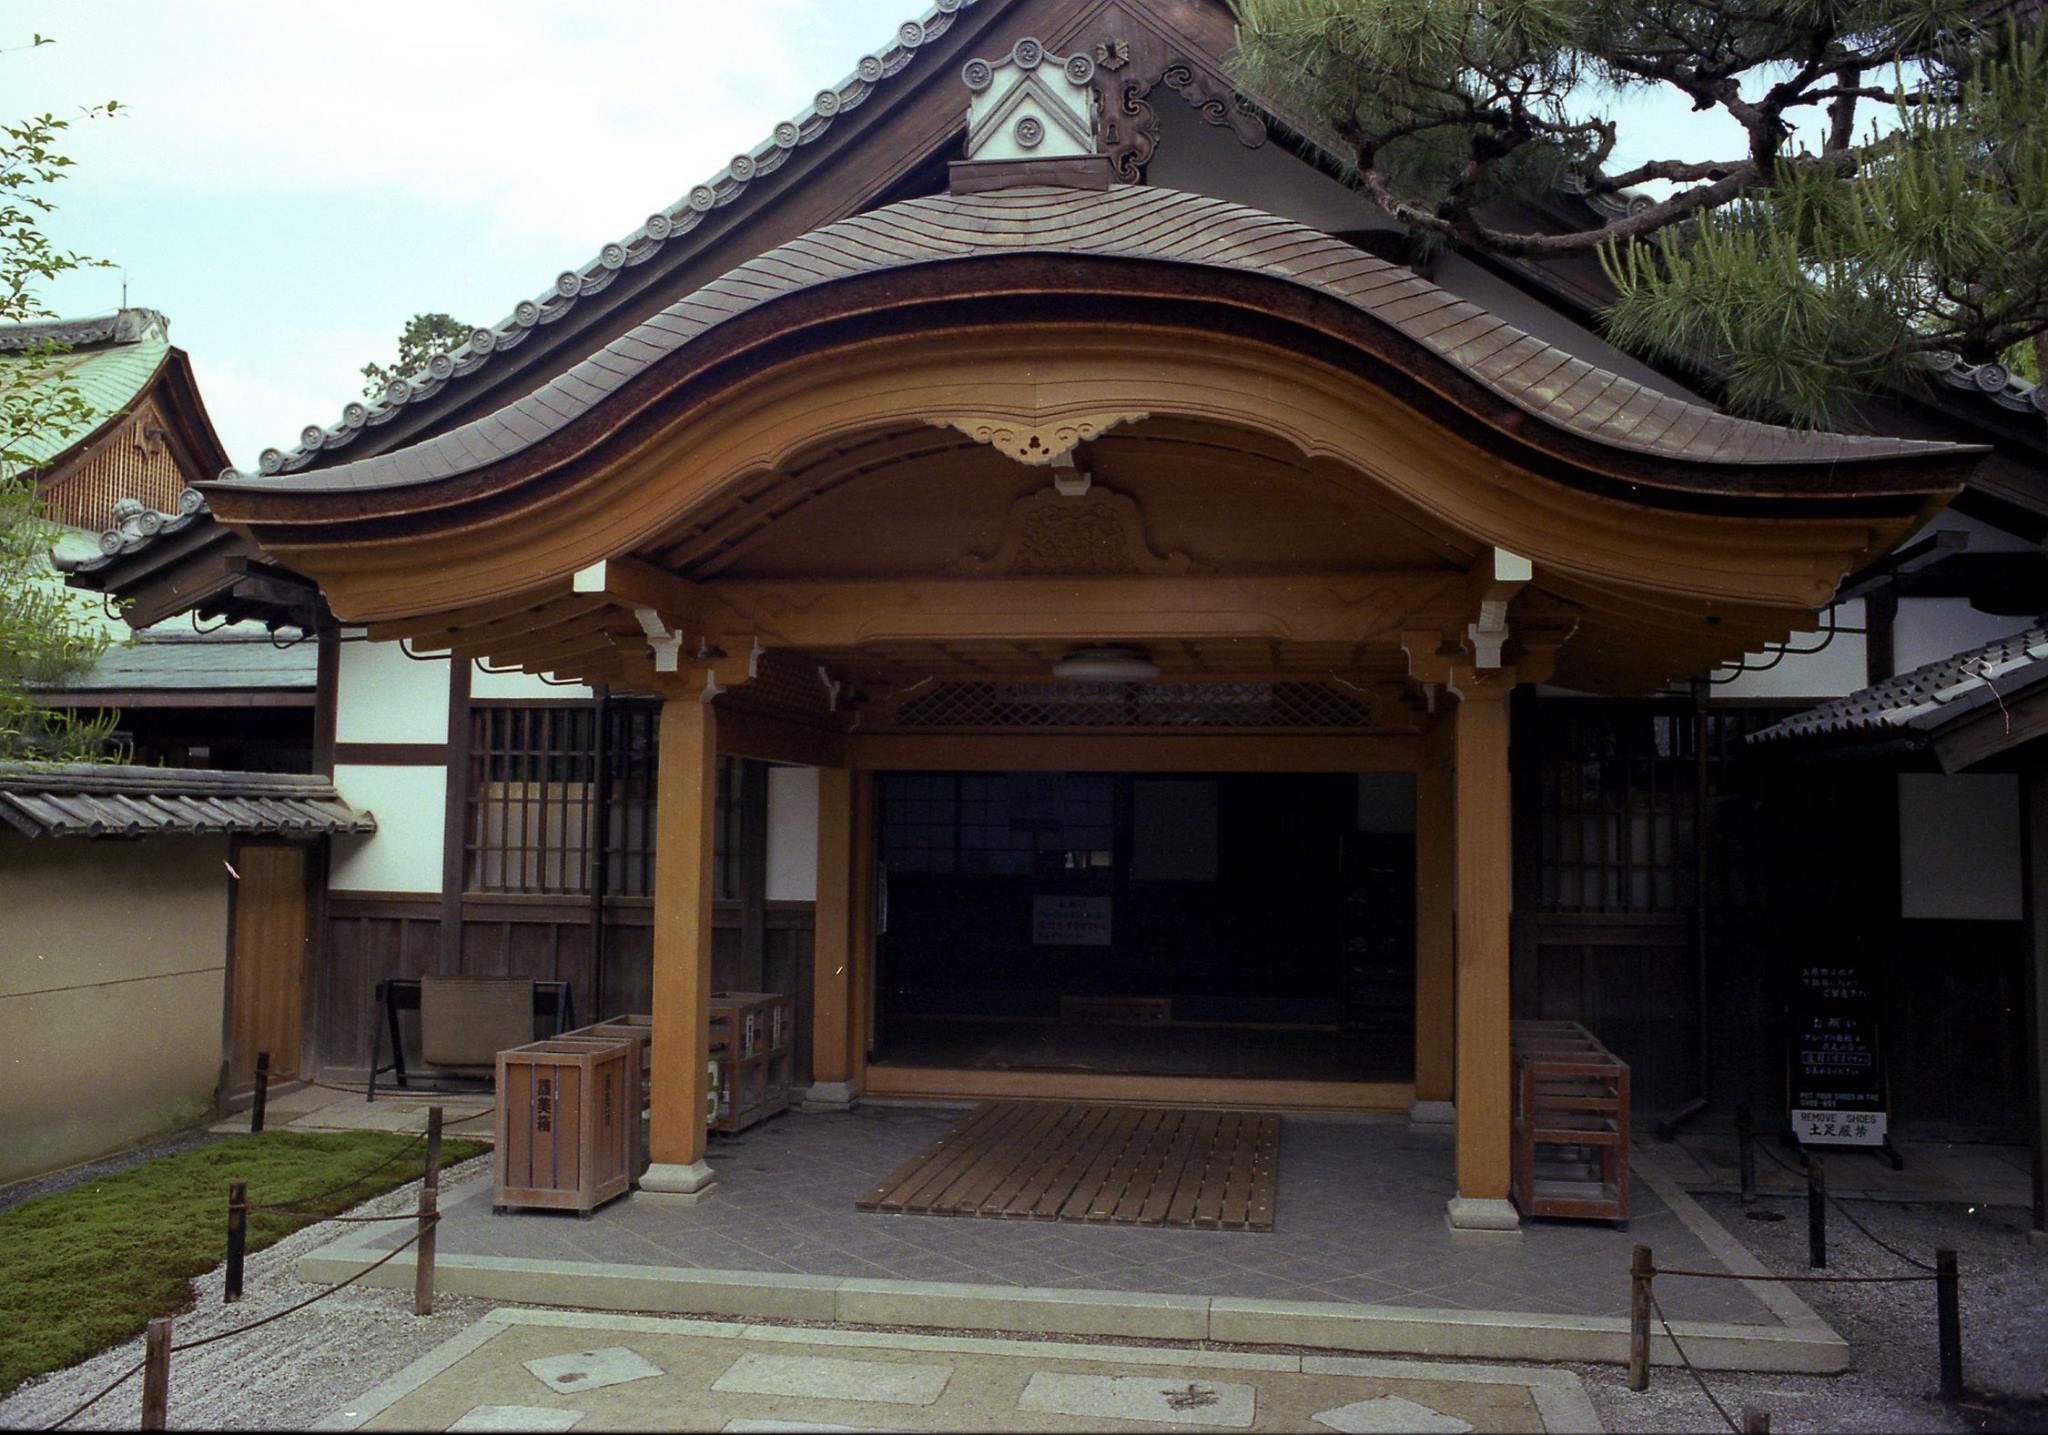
1465,547,1532,669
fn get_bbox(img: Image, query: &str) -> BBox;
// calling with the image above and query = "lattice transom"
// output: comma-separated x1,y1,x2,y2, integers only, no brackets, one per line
891,680,1384,730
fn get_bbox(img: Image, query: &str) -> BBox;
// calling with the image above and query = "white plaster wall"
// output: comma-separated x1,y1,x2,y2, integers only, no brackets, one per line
1144,102,1703,400
1898,773,2022,920
337,637,450,744
766,765,820,902
0,833,227,1183
469,665,593,700
1892,599,2035,677
330,764,446,893
1713,599,1870,701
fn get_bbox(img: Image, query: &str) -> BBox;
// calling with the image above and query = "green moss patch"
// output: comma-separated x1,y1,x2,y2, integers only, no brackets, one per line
0,1130,487,1395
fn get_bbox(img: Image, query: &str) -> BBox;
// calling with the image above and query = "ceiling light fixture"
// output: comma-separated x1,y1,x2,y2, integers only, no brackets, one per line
1051,646,1160,682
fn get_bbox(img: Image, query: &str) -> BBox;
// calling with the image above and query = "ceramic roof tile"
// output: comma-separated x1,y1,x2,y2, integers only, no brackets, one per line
1750,625,2048,748
0,763,374,839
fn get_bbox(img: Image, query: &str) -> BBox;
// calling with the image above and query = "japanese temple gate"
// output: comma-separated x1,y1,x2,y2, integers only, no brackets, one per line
202,172,1969,1229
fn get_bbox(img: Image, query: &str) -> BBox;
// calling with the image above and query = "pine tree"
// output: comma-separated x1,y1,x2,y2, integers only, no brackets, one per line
1231,0,2048,427
361,312,473,399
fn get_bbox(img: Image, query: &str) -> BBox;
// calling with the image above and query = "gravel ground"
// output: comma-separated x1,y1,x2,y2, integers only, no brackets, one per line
6,1153,2043,1432
0,1156,498,1432
1573,1192,2048,1434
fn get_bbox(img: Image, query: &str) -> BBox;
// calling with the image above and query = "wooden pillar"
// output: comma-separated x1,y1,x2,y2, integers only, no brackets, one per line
2026,765,2048,1243
1449,680,1518,1231
643,694,717,1194
849,771,878,1092
1413,759,1457,1117
809,766,857,1107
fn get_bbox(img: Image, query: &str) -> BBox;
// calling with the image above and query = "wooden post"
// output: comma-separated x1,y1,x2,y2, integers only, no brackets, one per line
1807,1154,1827,1269
224,1179,247,1304
849,771,878,1091
645,693,717,1193
415,1106,442,1316
1413,759,1456,1112
250,1050,269,1134
1936,1247,1962,1401
1737,1103,1756,1205
1449,680,1515,1226
1628,1245,1653,1391
2024,767,2047,1243
140,1316,171,1430
810,766,854,1098
1742,1408,1771,1433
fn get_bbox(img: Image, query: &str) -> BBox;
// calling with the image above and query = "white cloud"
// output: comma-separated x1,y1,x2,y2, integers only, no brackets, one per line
16,1,901,250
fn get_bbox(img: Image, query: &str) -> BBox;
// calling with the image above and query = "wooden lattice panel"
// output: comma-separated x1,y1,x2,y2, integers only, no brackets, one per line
720,646,835,720
892,680,1380,731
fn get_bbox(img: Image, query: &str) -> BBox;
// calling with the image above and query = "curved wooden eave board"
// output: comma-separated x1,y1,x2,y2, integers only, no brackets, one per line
203,308,1956,626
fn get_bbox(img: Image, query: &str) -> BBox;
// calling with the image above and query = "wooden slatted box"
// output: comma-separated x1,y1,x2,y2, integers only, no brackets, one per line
494,1036,640,1215
1511,1020,1630,1223
560,1013,653,1179
708,992,793,1134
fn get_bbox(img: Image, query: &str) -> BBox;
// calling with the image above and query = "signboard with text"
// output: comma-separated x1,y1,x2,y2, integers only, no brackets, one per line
1032,894,1112,947
1788,960,1888,1146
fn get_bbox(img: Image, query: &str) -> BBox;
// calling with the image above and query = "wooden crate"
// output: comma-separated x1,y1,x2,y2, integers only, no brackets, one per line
494,1036,640,1215
708,992,793,1134
1511,1020,1630,1224
561,1014,652,1178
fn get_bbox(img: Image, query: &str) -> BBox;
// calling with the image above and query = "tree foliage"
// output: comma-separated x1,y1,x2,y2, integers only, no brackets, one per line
360,311,472,398
1,39,124,762
1231,0,2048,427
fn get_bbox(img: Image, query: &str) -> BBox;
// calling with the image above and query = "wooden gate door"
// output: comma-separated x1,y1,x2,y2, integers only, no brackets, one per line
228,842,311,1088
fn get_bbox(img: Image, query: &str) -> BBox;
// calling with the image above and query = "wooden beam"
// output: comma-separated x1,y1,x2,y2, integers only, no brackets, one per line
847,732,1424,773
864,1065,1414,1113
574,556,699,622
645,694,718,1194
714,706,848,768
705,572,1465,649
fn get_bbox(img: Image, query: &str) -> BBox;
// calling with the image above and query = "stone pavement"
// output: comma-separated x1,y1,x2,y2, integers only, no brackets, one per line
1666,1130,2034,1207
210,1082,495,1138
320,1308,1604,1432
347,1107,1768,1325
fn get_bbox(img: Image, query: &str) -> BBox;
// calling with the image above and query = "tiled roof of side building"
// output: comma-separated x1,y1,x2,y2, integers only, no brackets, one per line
216,183,1972,507
1747,622,2048,748
36,623,317,694
0,764,374,840
0,309,171,480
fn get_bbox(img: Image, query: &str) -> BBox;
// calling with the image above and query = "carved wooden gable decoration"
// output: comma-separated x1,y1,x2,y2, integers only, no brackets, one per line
956,481,1192,578
1072,0,1269,180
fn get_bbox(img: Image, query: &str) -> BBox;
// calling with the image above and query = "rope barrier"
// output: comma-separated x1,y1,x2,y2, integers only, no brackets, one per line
242,1130,427,1213
1654,1264,1937,1285
1753,1140,1937,1271
168,1220,436,1355
40,1358,144,1431
40,1220,437,1429
1649,1286,1742,1435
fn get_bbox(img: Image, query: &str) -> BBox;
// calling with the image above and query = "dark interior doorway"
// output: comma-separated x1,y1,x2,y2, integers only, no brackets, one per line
872,771,1415,1083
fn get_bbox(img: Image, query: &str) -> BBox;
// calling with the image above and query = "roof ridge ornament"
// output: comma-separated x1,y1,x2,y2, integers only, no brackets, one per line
951,36,1111,190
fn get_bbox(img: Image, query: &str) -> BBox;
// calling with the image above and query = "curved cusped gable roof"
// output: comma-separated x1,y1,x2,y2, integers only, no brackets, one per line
214,184,1970,510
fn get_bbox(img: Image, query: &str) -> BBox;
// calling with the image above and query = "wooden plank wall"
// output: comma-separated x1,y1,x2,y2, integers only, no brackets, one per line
318,894,817,1088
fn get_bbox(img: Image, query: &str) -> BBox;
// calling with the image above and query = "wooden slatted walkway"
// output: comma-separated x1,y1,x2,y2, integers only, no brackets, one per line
855,1102,1280,1231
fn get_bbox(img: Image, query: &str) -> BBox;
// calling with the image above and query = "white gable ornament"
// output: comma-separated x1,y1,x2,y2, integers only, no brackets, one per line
962,38,1098,162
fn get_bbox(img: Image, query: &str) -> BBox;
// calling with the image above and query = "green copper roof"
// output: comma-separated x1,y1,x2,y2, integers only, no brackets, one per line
0,310,171,481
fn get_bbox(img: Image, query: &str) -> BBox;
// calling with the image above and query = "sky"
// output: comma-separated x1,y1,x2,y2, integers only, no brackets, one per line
9,2,1747,471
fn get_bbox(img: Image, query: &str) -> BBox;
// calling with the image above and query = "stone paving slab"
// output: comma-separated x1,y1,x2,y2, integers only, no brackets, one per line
335,1108,1771,1324
300,1107,1848,1372
321,1308,1606,1433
